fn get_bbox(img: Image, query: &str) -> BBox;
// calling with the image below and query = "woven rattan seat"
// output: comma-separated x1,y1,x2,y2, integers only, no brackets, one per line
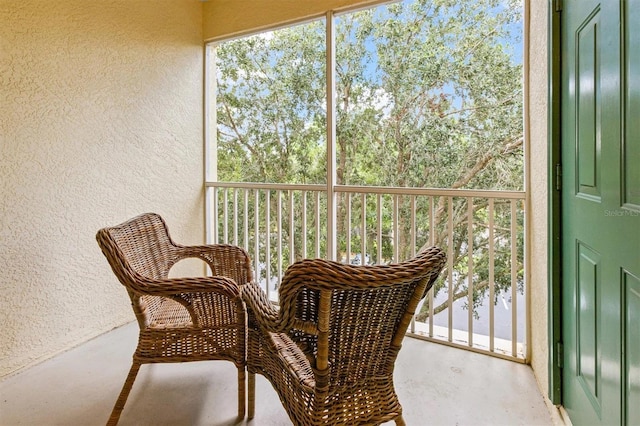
96,213,251,425
242,246,446,426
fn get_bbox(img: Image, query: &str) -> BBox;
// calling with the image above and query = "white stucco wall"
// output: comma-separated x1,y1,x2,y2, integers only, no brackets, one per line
0,0,204,377
203,0,382,41
527,0,550,401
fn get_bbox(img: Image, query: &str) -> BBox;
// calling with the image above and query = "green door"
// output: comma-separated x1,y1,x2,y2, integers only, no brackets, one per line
560,0,640,424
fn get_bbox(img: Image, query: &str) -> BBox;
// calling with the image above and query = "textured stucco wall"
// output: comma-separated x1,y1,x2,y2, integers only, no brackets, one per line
203,0,383,41
0,0,204,377
527,0,550,403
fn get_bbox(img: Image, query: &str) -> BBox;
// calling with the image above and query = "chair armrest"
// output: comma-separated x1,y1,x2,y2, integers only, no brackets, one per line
131,275,245,329
129,274,242,300
241,280,282,331
175,244,253,285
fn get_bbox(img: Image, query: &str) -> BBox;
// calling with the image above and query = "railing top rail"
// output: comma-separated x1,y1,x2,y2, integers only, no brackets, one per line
206,181,526,199
206,181,326,191
337,185,525,199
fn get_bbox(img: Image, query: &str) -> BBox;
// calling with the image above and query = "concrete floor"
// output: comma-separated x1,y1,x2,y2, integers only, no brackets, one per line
1,322,555,426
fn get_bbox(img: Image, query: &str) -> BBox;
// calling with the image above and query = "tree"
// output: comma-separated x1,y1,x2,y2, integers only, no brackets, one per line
215,0,523,322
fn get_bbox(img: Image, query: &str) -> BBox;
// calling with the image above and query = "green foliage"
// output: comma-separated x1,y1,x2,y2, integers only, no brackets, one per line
214,0,524,319
334,0,523,190
216,22,327,184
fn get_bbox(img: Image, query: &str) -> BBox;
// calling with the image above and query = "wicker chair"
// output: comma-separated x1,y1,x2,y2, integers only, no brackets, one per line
96,213,251,426
242,246,446,426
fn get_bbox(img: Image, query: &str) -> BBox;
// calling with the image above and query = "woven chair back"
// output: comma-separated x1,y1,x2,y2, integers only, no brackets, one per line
97,213,178,284
278,246,446,388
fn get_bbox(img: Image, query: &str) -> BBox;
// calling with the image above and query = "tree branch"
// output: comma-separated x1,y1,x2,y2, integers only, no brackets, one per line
439,93,518,119
416,279,490,321
222,103,266,176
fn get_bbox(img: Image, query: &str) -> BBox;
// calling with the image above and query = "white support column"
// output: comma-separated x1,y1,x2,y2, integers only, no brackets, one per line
326,11,337,261
204,44,217,245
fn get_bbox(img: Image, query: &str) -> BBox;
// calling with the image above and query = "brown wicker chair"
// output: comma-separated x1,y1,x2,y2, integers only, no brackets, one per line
242,246,446,426
96,213,251,425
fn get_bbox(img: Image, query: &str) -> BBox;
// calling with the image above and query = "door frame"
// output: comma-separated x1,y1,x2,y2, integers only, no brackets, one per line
548,0,562,405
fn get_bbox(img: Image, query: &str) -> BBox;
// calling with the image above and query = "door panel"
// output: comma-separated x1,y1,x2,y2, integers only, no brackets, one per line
576,242,601,413
561,0,640,424
625,271,640,425
576,10,600,201
625,3,640,209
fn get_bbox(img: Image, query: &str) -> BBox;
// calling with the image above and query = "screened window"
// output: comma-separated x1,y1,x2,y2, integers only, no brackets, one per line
214,20,327,184
210,0,523,191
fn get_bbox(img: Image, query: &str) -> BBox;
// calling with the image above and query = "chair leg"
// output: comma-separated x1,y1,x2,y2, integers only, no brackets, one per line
237,367,246,419
248,371,256,419
395,414,406,426
107,361,141,426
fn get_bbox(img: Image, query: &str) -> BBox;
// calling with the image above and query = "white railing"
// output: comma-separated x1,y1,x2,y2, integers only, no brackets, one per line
206,182,527,361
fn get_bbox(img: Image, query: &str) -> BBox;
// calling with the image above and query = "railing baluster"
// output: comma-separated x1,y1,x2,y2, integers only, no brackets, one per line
346,193,351,264
410,194,417,333
205,182,526,362
233,189,238,246
428,195,434,338
223,189,229,244
467,197,474,347
447,196,454,343
243,190,249,250
511,199,518,357
377,194,383,265
254,189,260,289
289,190,295,265
265,190,271,300
489,198,495,352
212,187,219,245
277,190,283,296
411,195,417,256
302,191,307,259
393,194,399,263
361,193,366,265
316,191,321,258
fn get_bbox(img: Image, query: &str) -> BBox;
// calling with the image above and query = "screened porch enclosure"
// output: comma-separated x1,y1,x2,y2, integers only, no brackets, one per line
205,0,526,362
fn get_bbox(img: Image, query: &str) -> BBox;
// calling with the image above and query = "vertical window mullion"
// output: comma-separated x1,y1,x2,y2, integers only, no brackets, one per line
326,11,337,262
